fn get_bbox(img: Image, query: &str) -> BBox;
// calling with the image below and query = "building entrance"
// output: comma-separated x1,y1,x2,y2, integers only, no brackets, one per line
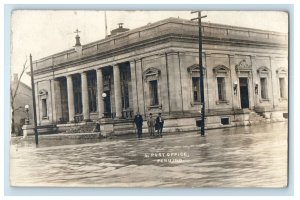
103,90,111,118
239,78,249,109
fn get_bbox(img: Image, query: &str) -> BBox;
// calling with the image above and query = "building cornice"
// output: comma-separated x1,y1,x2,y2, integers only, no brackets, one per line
32,17,288,76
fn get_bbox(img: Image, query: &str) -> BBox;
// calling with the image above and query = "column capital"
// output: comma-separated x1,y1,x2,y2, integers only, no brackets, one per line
165,49,178,56
81,71,88,75
113,63,120,68
129,59,136,64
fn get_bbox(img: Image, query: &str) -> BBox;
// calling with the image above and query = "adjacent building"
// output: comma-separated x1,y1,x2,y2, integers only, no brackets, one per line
31,17,288,134
11,73,33,135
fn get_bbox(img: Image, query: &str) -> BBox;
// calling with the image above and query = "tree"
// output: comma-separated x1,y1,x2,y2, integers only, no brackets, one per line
11,58,28,134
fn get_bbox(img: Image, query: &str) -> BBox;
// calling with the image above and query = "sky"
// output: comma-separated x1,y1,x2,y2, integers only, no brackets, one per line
10,10,288,86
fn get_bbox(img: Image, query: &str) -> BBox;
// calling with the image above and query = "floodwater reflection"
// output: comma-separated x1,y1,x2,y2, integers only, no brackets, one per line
10,122,288,187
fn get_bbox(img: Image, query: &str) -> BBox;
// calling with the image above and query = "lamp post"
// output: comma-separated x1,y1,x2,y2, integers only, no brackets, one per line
191,11,207,137
24,105,29,125
255,81,259,95
102,92,107,118
233,81,238,96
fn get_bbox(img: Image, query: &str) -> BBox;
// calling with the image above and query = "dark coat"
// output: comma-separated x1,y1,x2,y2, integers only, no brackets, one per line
156,116,164,125
134,115,143,127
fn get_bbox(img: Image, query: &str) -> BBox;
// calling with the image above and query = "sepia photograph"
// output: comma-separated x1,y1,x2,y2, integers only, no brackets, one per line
9,10,288,188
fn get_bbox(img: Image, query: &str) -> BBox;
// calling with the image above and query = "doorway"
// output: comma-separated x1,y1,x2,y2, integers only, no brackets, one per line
239,78,249,109
104,90,111,117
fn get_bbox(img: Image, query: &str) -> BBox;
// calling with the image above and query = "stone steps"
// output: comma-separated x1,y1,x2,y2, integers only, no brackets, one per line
249,111,269,125
64,122,96,133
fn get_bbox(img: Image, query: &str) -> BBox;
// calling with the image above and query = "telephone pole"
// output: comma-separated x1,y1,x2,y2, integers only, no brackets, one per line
191,11,207,136
30,54,39,145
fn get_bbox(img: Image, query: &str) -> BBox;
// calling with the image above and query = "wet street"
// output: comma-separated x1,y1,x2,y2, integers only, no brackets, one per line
10,122,288,188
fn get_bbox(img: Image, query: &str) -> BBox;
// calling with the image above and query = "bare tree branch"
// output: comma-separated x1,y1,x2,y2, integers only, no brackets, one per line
11,57,28,103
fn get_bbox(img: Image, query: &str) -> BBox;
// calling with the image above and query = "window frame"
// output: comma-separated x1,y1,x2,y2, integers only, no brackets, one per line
143,67,161,109
217,77,226,101
213,65,230,104
38,89,49,120
257,66,271,102
276,67,288,101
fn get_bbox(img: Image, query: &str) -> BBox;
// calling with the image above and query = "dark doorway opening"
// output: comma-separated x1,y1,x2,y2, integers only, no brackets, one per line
239,78,249,109
59,77,69,122
103,67,113,118
104,90,111,117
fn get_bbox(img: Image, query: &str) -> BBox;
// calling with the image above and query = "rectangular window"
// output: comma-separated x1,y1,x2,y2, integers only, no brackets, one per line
192,77,200,102
260,78,268,99
42,99,47,118
221,117,230,125
217,77,226,101
279,78,285,98
149,80,159,106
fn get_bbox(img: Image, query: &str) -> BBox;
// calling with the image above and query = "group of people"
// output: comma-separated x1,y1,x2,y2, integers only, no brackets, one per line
134,112,164,139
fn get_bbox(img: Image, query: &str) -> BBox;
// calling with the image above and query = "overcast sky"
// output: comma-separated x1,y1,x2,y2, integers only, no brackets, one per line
11,10,288,86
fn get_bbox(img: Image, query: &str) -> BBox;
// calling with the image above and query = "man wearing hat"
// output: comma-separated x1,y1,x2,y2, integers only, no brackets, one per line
147,113,155,137
156,113,164,137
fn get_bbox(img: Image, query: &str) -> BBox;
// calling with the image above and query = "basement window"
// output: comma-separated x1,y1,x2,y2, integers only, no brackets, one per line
221,117,230,125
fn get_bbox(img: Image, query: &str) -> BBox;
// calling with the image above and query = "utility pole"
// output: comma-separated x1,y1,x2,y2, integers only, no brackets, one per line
104,11,108,38
30,54,39,145
191,11,207,136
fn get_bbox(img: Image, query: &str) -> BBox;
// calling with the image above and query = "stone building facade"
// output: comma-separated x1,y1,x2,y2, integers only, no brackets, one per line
32,17,288,134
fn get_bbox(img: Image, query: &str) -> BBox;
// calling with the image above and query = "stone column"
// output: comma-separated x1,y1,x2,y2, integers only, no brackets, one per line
54,79,63,122
270,56,278,108
66,75,75,122
252,55,264,109
97,68,104,118
50,79,57,123
166,52,183,112
229,54,239,109
135,59,146,115
129,60,138,114
81,72,90,121
113,64,122,118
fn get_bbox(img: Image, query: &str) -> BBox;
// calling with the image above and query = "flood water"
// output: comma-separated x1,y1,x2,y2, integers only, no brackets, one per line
10,122,288,188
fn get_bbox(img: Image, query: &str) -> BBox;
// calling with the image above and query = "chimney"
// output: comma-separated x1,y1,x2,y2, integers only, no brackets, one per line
110,23,129,36
13,73,18,82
